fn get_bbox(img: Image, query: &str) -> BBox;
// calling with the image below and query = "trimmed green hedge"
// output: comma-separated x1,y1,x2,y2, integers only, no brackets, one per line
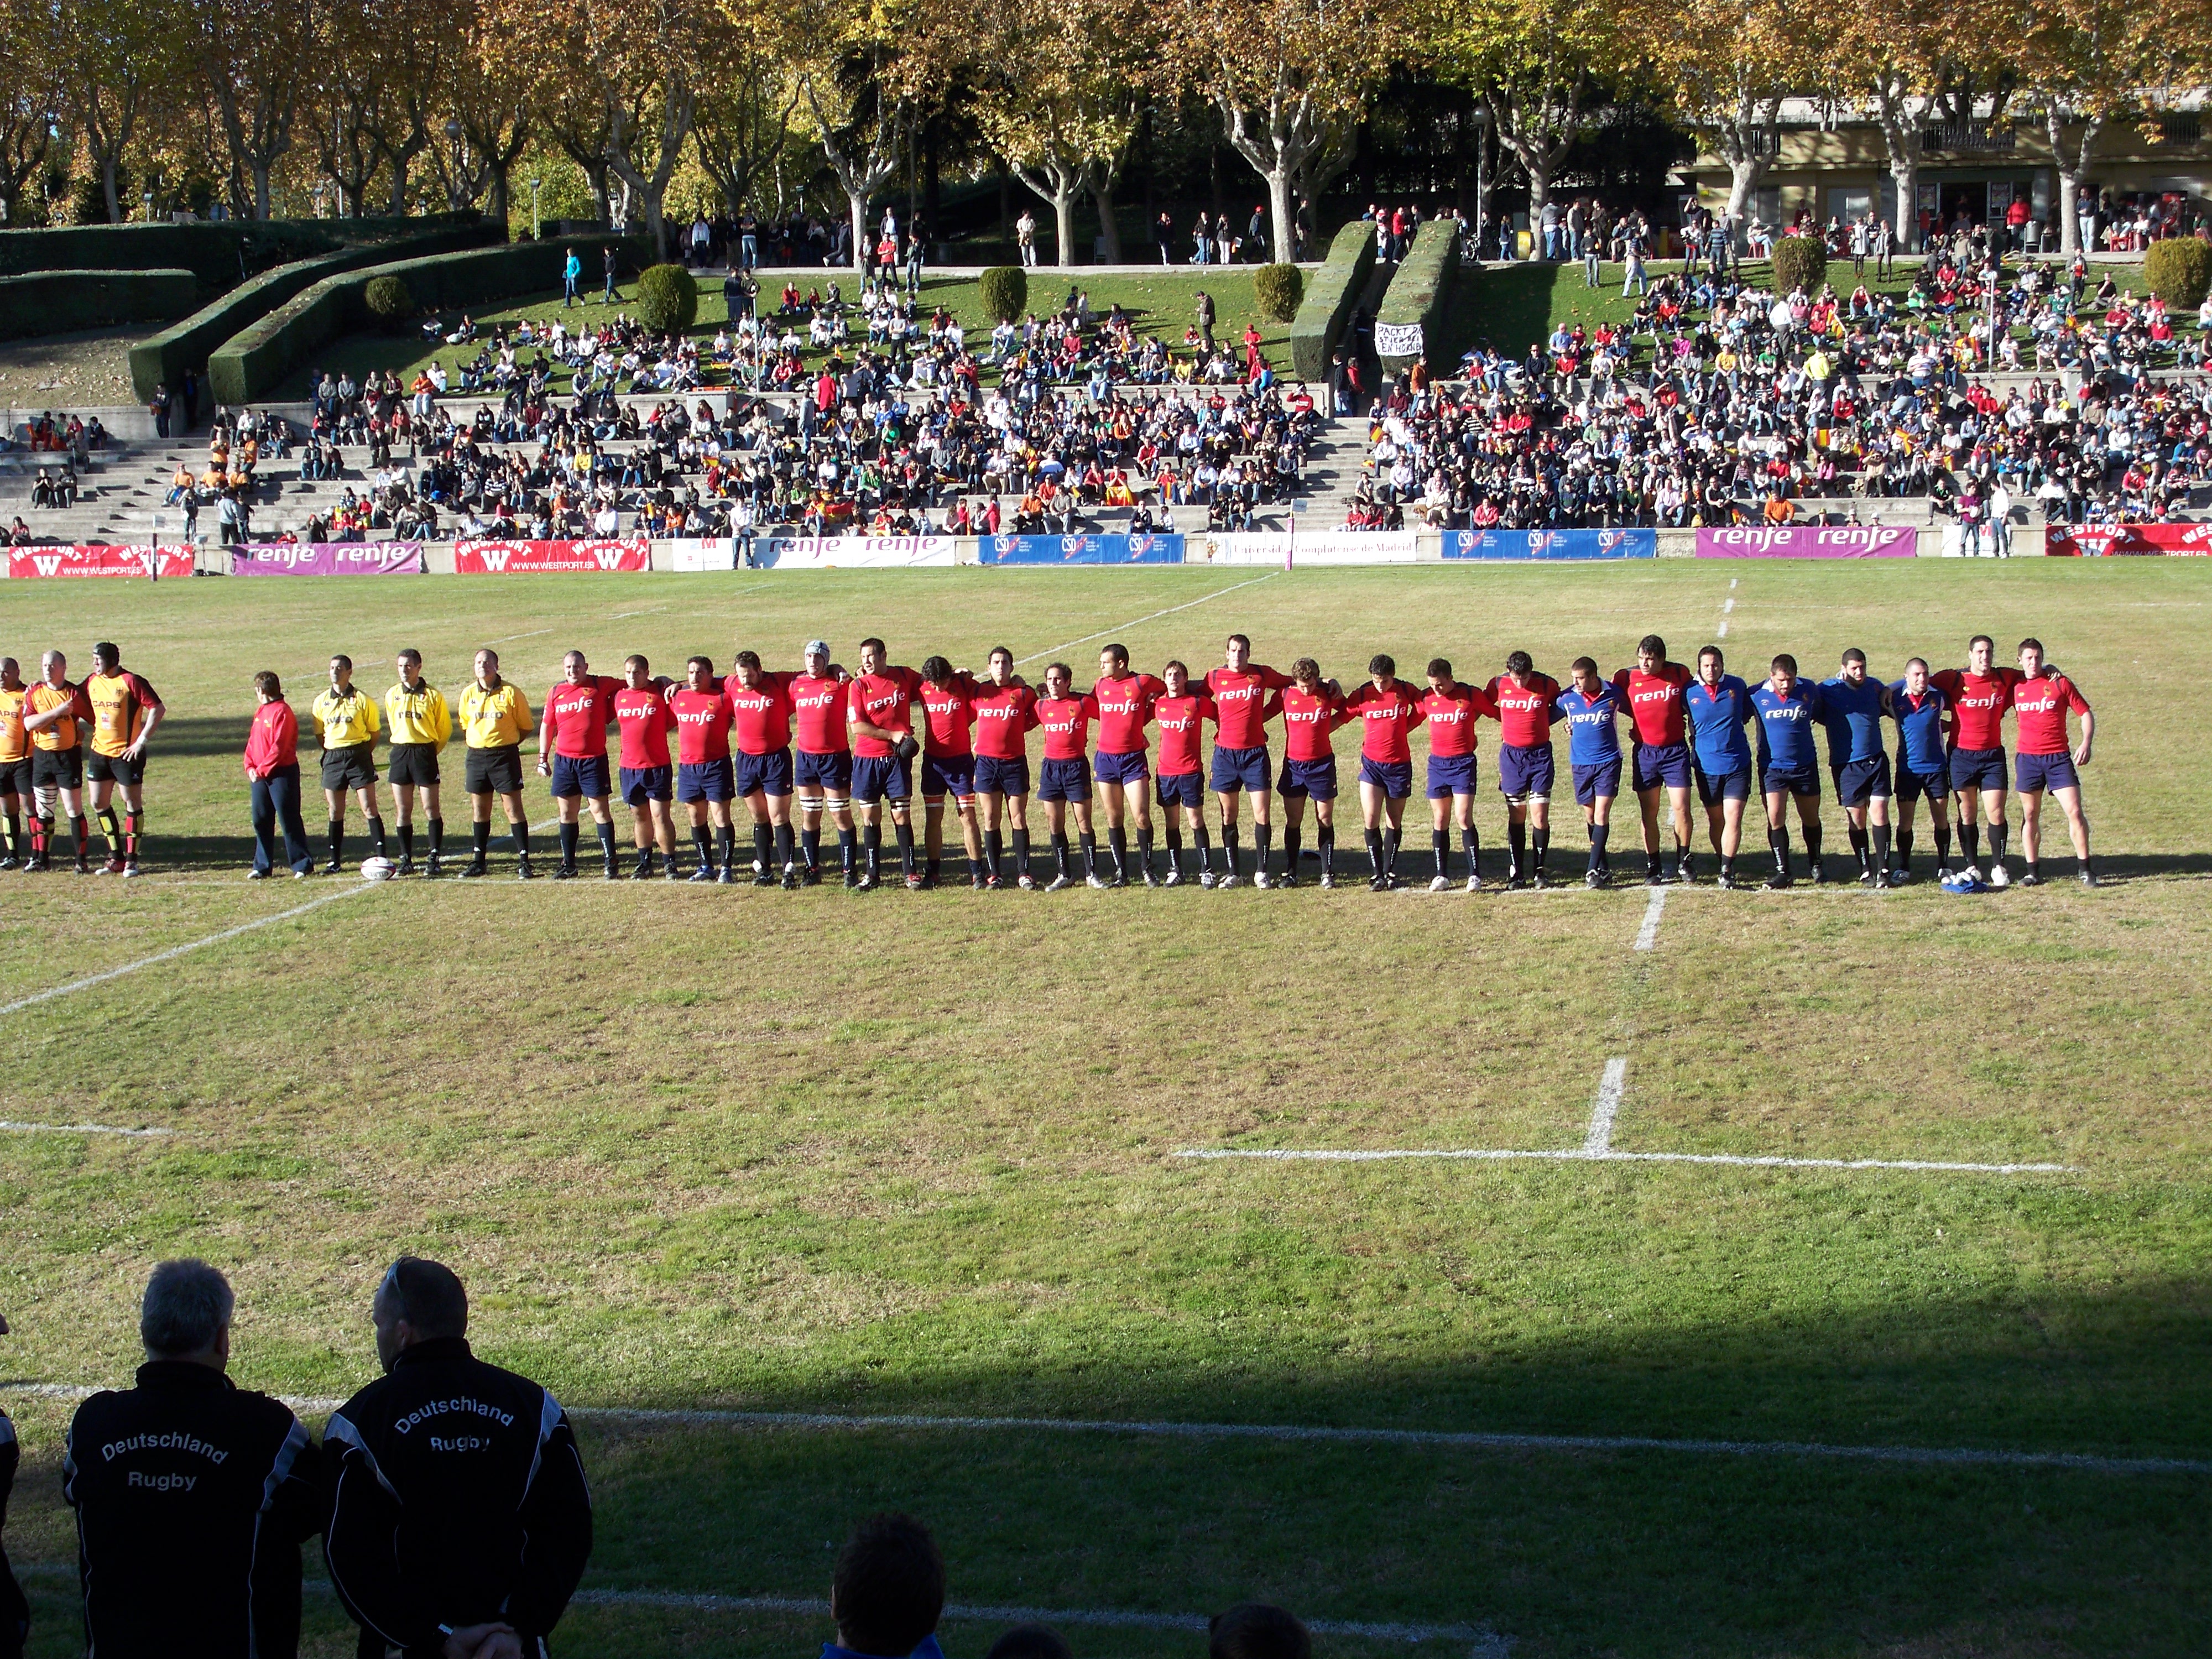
1375,217,1462,371
127,221,501,403
1289,220,1377,382
0,269,197,342
0,213,492,295
206,235,649,404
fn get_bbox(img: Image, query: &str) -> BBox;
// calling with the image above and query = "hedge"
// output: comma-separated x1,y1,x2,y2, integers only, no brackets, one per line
1289,220,1377,382
0,213,492,296
1374,217,1462,371
206,234,649,405
127,220,501,403
2146,237,2212,308
0,269,197,342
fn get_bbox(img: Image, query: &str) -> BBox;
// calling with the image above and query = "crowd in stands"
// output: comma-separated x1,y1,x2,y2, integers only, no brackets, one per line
1348,246,2212,531
0,1258,1322,1659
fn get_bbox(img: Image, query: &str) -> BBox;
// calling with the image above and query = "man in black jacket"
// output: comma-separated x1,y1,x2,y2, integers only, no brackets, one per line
0,1314,25,1659
325,1258,592,1659
63,1262,322,1658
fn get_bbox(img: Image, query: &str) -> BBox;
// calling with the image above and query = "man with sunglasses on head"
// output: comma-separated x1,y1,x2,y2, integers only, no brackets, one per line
326,1258,593,1659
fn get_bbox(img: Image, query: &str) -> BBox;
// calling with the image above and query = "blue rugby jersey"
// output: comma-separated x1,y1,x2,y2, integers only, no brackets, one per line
1686,674,1755,774
1751,681,1824,773
1552,684,1625,765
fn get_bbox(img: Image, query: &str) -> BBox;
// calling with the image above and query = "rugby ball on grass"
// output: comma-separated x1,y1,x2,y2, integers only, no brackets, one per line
360,856,399,882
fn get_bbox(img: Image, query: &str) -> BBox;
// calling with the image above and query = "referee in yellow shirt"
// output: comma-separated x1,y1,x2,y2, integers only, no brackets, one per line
311,655,385,873
385,649,452,876
458,647,536,878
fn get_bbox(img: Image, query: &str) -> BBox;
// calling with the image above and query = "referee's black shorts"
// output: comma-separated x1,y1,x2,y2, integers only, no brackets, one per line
387,742,442,787
465,744,525,796
320,743,378,792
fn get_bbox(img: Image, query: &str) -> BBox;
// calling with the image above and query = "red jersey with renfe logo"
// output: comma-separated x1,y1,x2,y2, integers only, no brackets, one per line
1092,672,1166,754
971,683,1039,760
920,674,980,758
1203,664,1290,749
1484,671,1562,748
724,670,792,754
1930,666,2020,750
1342,679,1426,764
1279,685,1347,762
542,675,622,759
847,666,923,758
2007,670,2089,755
1613,663,1694,747
1036,694,1097,761
669,686,733,764
613,685,676,769
1152,693,1215,776
790,672,850,754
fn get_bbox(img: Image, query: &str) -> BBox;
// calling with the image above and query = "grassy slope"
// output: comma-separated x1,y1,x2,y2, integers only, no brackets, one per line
269,270,1297,401
1,563,2208,1657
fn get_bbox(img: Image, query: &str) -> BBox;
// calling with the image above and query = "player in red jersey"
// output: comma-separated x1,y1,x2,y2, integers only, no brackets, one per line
1092,644,1167,886
1150,661,1217,886
2007,638,2096,886
1203,634,1291,887
1035,664,1104,889
1931,634,2021,886
847,638,926,890
919,656,987,888
790,639,855,886
1342,655,1426,891
669,655,738,882
1413,659,1493,893
1485,650,1563,887
535,649,624,878
1613,634,1697,884
612,655,680,878
971,645,1040,889
727,650,797,887
1275,658,1350,889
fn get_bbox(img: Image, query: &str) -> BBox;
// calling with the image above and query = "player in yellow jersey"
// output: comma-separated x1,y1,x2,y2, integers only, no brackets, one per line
311,654,385,873
457,648,536,878
0,659,27,869
82,643,165,876
22,649,94,873
384,649,452,876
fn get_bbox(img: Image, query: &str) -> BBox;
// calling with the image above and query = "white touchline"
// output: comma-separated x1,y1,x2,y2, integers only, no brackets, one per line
1583,1057,1629,1154
1633,886,1667,951
0,1120,171,1138
1179,1147,2074,1175
1729,578,1738,588
2,1384,2192,1475
1715,619,1728,638
489,628,555,644
0,886,378,1021
1015,571,1284,666
1723,598,1735,613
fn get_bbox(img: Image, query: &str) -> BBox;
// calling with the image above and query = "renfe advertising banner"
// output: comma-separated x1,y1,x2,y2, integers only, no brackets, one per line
666,538,736,572
454,539,650,573
231,542,424,576
8,544,195,578
1207,531,1420,565
982,534,1184,565
2046,524,2212,556
1695,525,1917,558
1447,529,1657,560
757,535,958,568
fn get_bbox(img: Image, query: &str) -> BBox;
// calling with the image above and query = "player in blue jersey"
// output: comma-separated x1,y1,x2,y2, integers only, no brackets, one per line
1685,645,1756,888
1553,657,1625,888
1887,658,1953,884
1819,648,1895,888
1750,655,1827,888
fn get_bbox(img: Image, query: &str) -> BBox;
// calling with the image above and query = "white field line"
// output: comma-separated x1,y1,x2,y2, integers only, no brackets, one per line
0,885,377,1020
1178,1147,2075,1175
0,1566,1503,1652
0,1120,171,1138
2,1383,2191,1476
1722,598,1735,613
488,628,555,644
1582,1058,1629,1154
1715,618,1728,638
1632,886,1668,951
1014,571,1283,666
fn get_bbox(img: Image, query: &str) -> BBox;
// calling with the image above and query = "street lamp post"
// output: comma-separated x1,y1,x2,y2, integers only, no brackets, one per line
530,177,542,241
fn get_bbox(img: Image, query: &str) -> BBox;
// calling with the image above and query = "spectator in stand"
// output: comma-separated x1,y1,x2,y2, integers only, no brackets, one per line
245,670,315,878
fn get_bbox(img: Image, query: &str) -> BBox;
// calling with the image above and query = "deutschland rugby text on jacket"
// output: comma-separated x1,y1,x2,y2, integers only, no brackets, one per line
324,1337,592,1659
63,1360,322,1659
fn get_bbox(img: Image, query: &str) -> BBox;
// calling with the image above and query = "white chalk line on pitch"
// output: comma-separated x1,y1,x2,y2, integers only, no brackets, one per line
0,1564,1504,1651
3,1381,2195,1477
1015,571,1284,666
0,1119,171,1138
1582,1057,1629,1153
1179,1147,2074,1175
1632,885,1667,950
0,884,379,1021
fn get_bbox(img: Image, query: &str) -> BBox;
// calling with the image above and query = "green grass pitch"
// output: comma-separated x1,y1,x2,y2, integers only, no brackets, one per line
1,561,2207,1657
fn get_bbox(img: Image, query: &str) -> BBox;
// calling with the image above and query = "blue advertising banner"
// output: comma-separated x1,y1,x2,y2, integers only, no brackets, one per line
982,534,1185,565
1444,529,1657,561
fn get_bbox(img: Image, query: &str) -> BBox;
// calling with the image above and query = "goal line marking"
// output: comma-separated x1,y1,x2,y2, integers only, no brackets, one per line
0,1120,171,1139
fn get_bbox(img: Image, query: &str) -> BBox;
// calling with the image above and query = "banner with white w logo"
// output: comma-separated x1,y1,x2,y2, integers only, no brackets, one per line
7,545,195,579
454,539,650,574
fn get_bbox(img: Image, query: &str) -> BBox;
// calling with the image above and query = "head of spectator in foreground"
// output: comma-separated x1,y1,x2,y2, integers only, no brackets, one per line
142,1258,234,1371
986,1625,1072,1659
371,1256,468,1374
831,1512,945,1658
1210,1604,1310,1659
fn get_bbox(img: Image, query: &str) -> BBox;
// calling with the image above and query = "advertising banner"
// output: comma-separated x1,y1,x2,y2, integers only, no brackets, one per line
2046,524,2212,556
1446,528,1658,561
1207,531,1421,565
665,538,737,572
757,535,958,568
981,534,1184,566
1695,525,1917,558
453,539,650,573
8,544,195,578
231,541,424,576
